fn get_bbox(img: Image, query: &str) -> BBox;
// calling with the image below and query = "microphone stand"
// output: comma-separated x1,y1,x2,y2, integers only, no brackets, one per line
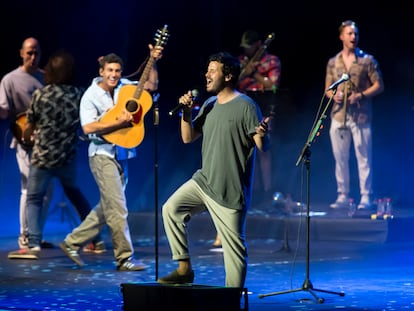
258,88,345,303
152,92,160,281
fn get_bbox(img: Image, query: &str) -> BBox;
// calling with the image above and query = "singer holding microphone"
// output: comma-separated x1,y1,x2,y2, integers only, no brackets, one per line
158,52,270,289
326,20,384,210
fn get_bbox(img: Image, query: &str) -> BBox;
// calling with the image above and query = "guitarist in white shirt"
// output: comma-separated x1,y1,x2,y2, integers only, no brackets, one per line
60,45,163,271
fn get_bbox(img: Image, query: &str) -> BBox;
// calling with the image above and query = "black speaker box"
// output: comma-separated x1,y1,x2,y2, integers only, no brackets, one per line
121,282,248,311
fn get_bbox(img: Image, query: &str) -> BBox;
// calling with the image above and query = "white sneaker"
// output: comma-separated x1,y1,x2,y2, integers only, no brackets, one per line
329,194,349,208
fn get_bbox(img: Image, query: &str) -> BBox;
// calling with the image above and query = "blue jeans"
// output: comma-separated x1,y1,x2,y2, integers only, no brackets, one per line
26,160,92,248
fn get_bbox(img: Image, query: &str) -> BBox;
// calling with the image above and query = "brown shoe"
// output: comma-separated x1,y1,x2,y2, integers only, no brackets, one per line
157,269,195,284
212,235,222,247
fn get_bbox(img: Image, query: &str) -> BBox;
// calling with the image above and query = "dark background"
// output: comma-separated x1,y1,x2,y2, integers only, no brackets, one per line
1,0,413,219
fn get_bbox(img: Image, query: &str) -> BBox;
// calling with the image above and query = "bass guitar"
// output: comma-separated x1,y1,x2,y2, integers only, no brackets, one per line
101,25,169,148
10,112,34,148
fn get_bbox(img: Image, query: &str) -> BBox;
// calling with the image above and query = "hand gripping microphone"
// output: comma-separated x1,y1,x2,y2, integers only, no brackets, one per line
168,89,199,117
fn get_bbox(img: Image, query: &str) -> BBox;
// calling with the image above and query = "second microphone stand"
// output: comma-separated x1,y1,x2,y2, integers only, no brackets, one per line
152,92,160,281
258,89,345,303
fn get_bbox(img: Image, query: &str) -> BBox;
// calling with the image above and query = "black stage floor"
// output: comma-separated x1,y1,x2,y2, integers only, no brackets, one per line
1,201,414,311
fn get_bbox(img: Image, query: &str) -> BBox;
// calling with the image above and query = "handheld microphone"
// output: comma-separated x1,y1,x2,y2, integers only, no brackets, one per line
168,89,199,117
326,73,350,91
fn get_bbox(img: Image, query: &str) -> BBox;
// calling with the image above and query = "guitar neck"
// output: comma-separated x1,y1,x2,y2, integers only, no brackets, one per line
131,25,169,99
133,56,155,99
249,45,267,65
100,25,169,149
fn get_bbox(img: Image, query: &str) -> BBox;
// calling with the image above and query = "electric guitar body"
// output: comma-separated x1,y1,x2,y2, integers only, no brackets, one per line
10,112,34,148
101,25,169,148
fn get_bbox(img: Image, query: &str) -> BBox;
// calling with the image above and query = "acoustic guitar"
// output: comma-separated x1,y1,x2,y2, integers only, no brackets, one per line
10,112,34,148
101,25,169,148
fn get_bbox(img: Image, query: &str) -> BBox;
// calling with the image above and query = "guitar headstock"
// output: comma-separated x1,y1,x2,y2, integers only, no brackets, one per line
154,25,170,48
263,32,275,47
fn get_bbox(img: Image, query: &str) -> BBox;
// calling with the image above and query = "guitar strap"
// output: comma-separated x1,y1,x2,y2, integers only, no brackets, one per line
123,57,148,80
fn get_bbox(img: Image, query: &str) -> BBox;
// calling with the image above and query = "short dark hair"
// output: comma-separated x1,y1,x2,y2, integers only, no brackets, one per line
208,52,241,87
98,53,124,70
44,50,76,85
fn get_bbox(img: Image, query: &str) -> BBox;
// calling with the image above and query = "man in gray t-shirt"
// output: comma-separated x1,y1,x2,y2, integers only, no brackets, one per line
158,52,271,289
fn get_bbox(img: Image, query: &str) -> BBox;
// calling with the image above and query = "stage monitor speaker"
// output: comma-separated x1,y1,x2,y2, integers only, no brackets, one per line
121,282,248,311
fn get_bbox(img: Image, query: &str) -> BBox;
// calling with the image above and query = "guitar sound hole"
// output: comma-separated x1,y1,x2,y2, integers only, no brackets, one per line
126,100,138,113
